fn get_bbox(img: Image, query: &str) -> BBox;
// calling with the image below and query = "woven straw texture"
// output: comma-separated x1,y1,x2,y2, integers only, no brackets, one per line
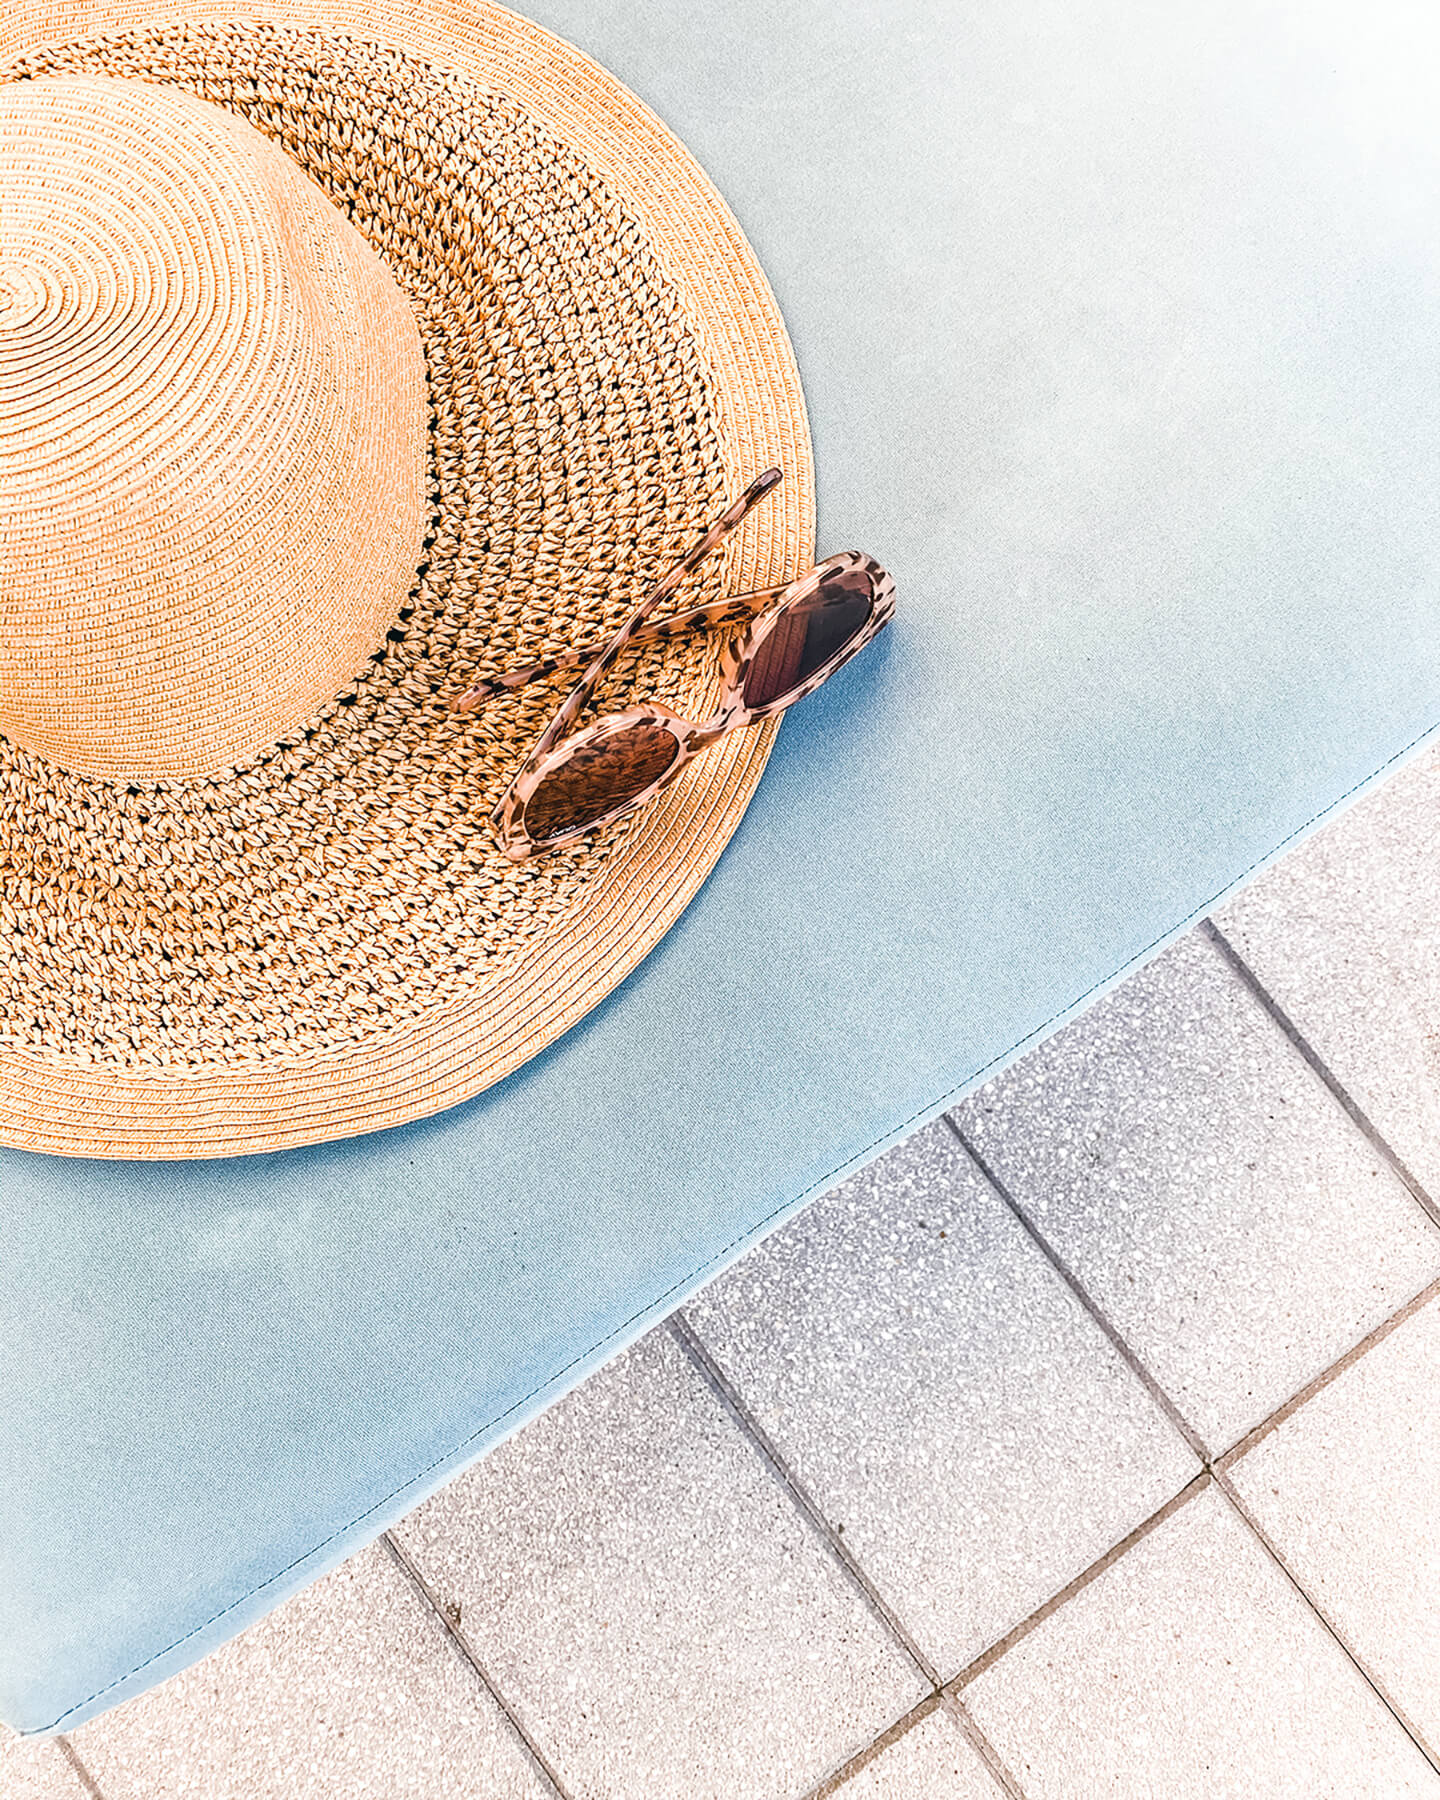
0,2,813,1158
0,74,428,778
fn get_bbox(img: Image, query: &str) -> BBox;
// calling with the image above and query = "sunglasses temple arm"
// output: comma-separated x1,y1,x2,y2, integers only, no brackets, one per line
515,468,783,769
451,584,790,711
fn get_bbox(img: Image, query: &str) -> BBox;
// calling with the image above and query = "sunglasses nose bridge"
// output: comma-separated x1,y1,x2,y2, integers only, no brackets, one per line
682,715,733,756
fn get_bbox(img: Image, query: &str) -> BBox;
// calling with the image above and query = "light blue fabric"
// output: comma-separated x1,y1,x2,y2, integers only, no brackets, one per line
7,0,1440,1733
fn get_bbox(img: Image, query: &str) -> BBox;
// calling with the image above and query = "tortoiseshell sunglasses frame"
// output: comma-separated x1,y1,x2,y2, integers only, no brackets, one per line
455,469,896,862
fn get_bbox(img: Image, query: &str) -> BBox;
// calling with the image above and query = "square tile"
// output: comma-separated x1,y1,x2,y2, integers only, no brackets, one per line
1216,742,1440,1201
1227,1291,1440,1751
963,1483,1440,1799
70,1542,550,1800
953,930,1440,1450
831,1707,1000,1799
685,1120,1196,1676
0,1732,89,1800
394,1328,926,1800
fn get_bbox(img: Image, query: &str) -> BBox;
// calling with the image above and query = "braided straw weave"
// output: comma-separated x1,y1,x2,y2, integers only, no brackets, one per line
0,3,813,1158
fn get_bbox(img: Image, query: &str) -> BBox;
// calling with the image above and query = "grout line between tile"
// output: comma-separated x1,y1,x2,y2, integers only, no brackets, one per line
947,1117,1212,1464
955,1110,1440,1473
668,1314,1028,1799
54,1736,106,1800
677,916,1440,1795
938,1693,1029,1800
667,1312,941,1686
1212,1470,1440,1774
1200,918,1440,1229
951,1099,1440,1780
1195,914,1440,1771
1216,1277,1440,1469
796,1693,944,1800
796,1691,1022,1800
945,1475,1211,1693
379,1532,573,1800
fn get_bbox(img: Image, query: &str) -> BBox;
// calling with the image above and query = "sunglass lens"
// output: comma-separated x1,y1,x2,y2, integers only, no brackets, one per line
741,570,874,711
523,721,683,843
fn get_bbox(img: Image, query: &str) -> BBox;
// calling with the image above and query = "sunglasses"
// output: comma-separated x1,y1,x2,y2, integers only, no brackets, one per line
452,468,895,861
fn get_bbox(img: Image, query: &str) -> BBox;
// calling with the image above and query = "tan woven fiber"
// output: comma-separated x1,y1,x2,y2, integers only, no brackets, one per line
0,76,428,779
0,4,813,1158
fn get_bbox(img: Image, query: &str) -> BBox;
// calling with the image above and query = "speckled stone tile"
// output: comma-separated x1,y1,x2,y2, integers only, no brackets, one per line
963,1483,1440,1799
69,1542,550,1800
685,1120,1196,1677
394,1327,927,1800
0,1731,89,1800
831,1707,1001,1798
1216,741,1440,1201
1227,1291,1440,1751
953,930,1440,1451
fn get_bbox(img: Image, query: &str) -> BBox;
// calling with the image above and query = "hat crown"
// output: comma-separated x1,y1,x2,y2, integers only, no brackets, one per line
0,76,427,780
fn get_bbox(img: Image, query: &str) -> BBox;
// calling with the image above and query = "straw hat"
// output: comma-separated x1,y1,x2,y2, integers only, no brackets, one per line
0,0,812,1157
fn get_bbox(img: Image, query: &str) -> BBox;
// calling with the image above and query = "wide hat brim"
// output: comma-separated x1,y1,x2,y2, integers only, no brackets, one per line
0,0,813,1158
